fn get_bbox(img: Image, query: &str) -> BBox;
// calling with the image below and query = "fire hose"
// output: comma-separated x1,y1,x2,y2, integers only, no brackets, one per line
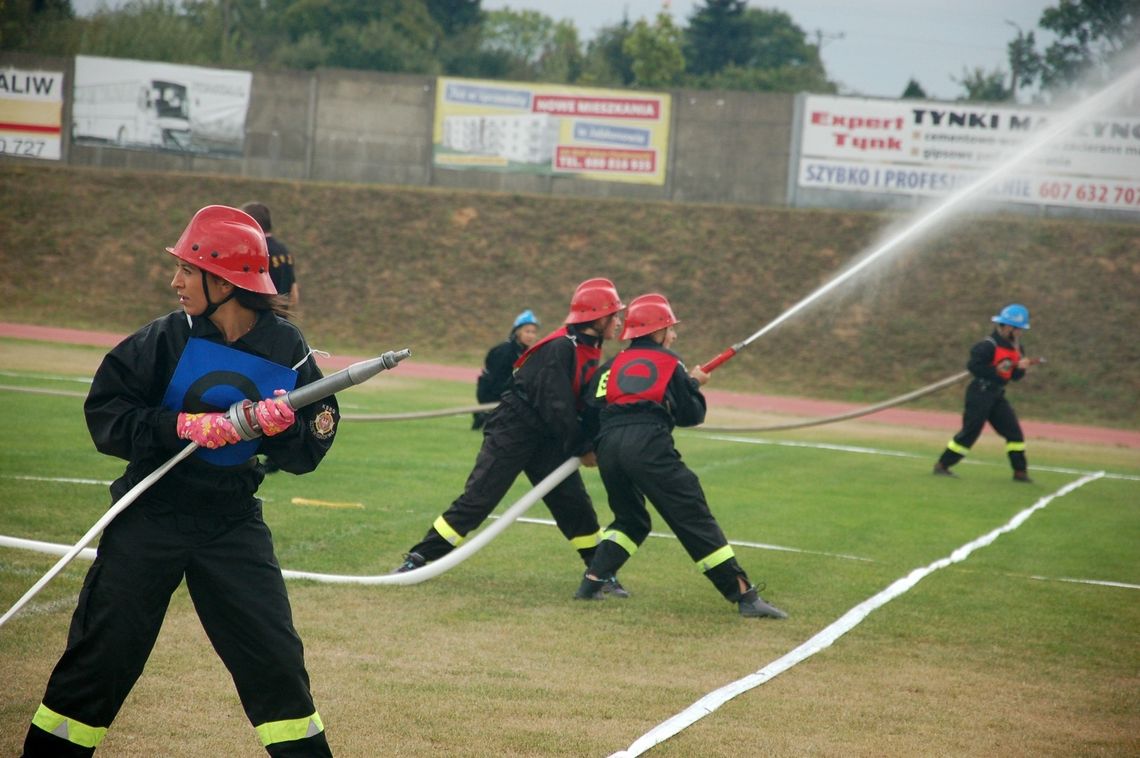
281,456,583,585
0,349,410,628
695,371,969,432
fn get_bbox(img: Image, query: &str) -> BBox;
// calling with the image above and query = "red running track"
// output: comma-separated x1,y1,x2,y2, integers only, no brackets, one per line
3,322,1137,449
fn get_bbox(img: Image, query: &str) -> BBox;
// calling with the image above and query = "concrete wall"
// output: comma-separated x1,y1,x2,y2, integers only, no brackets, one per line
3,52,1135,222
670,89,792,206
1,53,796,208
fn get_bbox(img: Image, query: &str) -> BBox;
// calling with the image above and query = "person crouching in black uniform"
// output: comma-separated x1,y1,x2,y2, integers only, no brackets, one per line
576,294,787,619
22,206,339,757
472,309,540,430
396,279,631,597
934,303,1043,482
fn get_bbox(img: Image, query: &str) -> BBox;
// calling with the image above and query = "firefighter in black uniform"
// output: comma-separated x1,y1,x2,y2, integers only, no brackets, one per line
934,303,1042,482
575,294,787,619
472,309,540,430
22,206,339,757
396,279,629,595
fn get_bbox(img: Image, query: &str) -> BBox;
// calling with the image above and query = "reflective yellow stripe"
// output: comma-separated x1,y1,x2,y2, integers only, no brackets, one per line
255,711,324,747
595,369,610,398
433,516,465,547
1006,441,1027,452
947,439,970,456
696,545,735,572
31,703,107,749
570,530,602,550
603,529,638,556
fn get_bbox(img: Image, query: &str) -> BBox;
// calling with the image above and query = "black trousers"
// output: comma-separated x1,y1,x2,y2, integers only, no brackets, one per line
409,404,600,563
23,501,331,757
587,423,749,601
939,383,1027,472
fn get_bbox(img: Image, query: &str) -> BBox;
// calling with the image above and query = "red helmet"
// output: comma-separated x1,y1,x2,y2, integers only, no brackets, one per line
564,277,625,324
621,293,679,339
166,205,276,295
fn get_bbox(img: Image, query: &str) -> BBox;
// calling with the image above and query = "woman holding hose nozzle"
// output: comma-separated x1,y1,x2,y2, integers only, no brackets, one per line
576,294,787,619
22,206,339,757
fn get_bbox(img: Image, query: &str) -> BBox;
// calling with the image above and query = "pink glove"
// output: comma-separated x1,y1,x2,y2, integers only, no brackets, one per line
254,389,295,437
177,412,241,449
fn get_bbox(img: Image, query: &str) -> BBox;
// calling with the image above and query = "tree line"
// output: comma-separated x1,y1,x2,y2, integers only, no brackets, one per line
2,0,1136,101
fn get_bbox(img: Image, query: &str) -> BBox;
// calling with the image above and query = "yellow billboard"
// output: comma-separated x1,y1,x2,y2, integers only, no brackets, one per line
434,77,671,186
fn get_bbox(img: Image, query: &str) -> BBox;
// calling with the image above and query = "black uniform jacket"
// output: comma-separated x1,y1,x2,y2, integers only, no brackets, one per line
476,337,525,404
966,329,1025,394
501,324,600,457
589,338,707,433
84,310,339,515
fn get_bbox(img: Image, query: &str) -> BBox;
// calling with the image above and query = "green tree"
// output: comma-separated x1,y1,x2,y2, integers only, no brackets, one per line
901,78,927,99
535,19,583,82
1,0,77,53
580,18,635,86
425,0,480,36
683,0,749,76
954,66,1013,102
1038,0,1139,88
272,0,443,73
480,8,554,79
424,0,505,76
74,1,217,65
1003,0,1139,97
682,3,834,92
623,11,684,88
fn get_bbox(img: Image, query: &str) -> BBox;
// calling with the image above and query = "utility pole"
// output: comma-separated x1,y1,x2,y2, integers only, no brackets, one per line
814,28,845,50
1005,20,1023,102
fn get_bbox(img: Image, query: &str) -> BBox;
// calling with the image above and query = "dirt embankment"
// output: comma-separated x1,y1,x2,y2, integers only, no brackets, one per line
2,163,1137,429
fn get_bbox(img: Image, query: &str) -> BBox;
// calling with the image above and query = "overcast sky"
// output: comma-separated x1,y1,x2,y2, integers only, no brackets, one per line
71,0,1059,101
481,0,1059,100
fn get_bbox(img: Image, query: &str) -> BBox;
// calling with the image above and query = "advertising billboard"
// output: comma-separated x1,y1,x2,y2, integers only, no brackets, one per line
434,77,671,186
0,66,64,160
797,94,1140,212
73,55,252,156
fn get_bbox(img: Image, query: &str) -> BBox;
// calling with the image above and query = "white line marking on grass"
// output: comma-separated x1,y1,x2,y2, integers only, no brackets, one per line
1027,575,1140,590
3,475,113,486
0,384,87,398
0,371,91,384
702,434,1140,482
494,515,875,563
607,471,1106,758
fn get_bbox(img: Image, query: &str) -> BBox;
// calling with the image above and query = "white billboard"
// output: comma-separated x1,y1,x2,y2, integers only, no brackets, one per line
797,94,1140,212
73,55,251,156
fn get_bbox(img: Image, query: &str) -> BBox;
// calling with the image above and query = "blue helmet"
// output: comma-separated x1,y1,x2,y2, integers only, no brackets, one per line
512,309,539,332
991,304,1030,330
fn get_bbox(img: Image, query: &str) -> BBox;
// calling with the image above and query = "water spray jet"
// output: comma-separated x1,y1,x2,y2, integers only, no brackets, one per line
700,64,1140,374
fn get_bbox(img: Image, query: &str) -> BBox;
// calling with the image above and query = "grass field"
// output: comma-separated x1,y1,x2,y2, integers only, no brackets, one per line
1,340,1138,757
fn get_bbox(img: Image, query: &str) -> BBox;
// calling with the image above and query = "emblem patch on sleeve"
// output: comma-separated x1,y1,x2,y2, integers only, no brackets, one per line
311,405,337,439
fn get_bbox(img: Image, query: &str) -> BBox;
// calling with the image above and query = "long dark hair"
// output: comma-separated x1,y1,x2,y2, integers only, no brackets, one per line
235,288,290,319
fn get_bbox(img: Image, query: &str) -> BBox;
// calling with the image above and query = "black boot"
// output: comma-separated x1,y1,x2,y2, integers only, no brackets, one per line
601,574,630,598
575,574,606,600
737,587,788,619
932,462,957,477
392,552,426,573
